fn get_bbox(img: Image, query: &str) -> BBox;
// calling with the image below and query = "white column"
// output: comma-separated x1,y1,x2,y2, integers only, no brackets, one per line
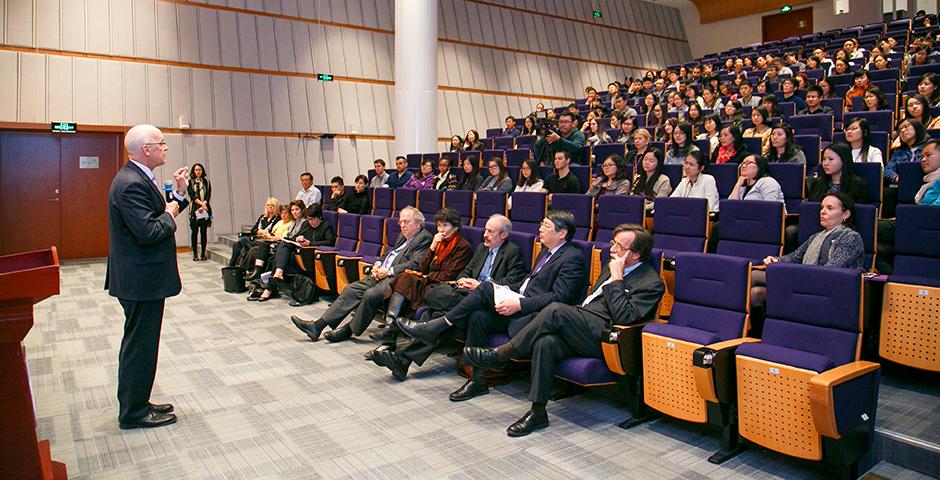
394,0,438,156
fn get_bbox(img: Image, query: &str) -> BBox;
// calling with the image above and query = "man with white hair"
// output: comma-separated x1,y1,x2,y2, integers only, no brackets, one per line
106,124,189,429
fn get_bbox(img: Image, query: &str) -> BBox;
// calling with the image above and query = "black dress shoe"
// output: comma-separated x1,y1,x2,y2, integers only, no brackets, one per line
119,411,177,430
324,325,352,343
507,410,549,437
258,292,280,302
463,346,508,372
150,402,174,414
369,326,399,344
200,255,208,261
397,317,450,343
291,316,321,341
449,379,489,402
375,349,410,381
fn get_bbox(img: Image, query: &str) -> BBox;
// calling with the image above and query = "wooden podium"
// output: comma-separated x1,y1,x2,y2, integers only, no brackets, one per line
0,247,67,479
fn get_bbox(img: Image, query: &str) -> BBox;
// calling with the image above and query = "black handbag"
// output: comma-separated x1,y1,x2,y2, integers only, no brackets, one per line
221,266,247,293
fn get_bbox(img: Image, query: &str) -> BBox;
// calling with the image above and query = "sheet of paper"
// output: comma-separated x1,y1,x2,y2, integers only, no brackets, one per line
492,283,523,306
195,209,210,220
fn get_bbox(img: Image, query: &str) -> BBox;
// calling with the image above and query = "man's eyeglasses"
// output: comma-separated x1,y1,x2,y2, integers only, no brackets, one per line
144,141,168,148
610,239,630,251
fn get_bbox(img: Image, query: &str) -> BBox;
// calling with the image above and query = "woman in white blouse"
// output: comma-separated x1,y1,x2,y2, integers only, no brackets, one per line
844,117,884,164
670,150,720,212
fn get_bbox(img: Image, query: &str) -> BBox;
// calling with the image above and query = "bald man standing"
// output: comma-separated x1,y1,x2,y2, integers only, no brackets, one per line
105,124,189,429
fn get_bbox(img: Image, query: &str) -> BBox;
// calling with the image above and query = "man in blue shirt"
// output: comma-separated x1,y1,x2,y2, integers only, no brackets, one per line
385,156,413,188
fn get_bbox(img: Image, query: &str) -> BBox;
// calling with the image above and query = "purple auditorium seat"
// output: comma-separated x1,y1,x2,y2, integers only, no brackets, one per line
506,166,520,185
440,151,458,168
652,197,710,257
391,188,417,217
789,114,834,141
472,191,508,227
793,134,821,169
461,226,484,250
570,166,591,193
715,199,785,261
853,162,883,205
742,137,762,156
605,128,621,140
592,143,626,168
661,164,683,189
336,214,385,291
406,153,422,169
908,63,940,79
479,138,495,150
508,191,547,234
508,230,536,272
461,150,482,168
709,163,740,198
828,73,854,87
803,69,824,82
832,131,888,162
422,152,440,165
768,163,806,213
417,189,444,218
778,102,796,120
342,185,355,196
821,98,844,129
445,190,474,225
492,136,514,150
505,148,531,167
872,79,898,95
897,162,926,204
314,213,360,293
735,264,879,471
482,149,504,165
321,210,338,231
694,139,711,155
384,217,401,248
843,110,893,134
371,188,393,217
515,135,536,149
797,201,877,270
549,194,594,240
594,195,645,243
890,205,940,285
315,185,329,206
485,128,503,138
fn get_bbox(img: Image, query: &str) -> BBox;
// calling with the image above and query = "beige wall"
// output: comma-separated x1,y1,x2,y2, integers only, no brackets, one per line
679,0,884,59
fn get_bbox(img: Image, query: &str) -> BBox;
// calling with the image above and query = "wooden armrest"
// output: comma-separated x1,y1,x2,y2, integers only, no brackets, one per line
751,264,766,270
809,361,880,439
810,361,880,389
693,338,761,404
705,337,760,351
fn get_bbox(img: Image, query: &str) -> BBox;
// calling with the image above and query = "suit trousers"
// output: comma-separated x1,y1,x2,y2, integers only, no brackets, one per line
117,298,166,422
271,242,295,271
320,276,392,335
509,303,605,404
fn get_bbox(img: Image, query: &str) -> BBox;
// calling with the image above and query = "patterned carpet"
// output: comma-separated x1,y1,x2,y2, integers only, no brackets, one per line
22,255,928,479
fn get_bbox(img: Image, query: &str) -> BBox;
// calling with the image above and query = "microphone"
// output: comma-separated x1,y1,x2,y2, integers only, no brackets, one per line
163,180,175,202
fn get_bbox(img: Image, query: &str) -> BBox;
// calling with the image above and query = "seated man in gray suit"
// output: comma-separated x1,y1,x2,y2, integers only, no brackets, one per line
370,213,527,380
392,211,587,384
464,224,665,437
290,206,432,342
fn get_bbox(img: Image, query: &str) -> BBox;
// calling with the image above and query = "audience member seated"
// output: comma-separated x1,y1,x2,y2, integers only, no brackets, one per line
765,122,806,164
720,100,745,124
289,207,432,342
394,211,587,389
533,112,585,165
761,94,782,117
403,159,436,190
456,158,483,191
386,155,413,188
434,157,458,190
229,197,280,268
379,208,473,343
917,139,940,205
807,142,870,203
696,114,721,156
616,115,636,145
341,175,371,214
369,159,389,188
686,103,704,131
798,86,832,115
887,118,928,184
917,73,940,107
817,78,836,99
700,85,724,111
664,123,699,165
711,124,749,164
521,116,537,136
449,135,463,152
587,154,631,197
542,151,583,196
323,176,347,211
480,158,514,192
671,150,720,212
463,129,484,151
862,86,888,111
459,224,664,437
612,94,638,119
730,155,785,203
779,77,807,111
249,202,329,302
370,214,526,379
514,160,544,193
246,204,295,280
743,107,772,155
295,172,320,208
736,80,761,108
845,118,884,164
631,148,672,211
502,116,521,137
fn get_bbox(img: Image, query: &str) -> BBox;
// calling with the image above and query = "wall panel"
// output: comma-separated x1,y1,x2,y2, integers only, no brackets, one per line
73,57,101,124
237,12,260,69
47,56,73,122
6,0,33,47
146,64,171,127
0,51,16,121
197,7,221,66
36,0,60,50
155,1,179,60
98,60,124,124
133,0,158,59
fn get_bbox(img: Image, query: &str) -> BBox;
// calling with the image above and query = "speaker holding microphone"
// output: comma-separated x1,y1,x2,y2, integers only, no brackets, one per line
163,180,175,202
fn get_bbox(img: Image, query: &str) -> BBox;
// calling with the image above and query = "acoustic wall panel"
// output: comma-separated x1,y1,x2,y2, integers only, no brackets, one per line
177,4,201,63
374,85,393,136
169,67,193,129
247,135,273,212
274,19,296,72
47,56,73,122
373,33,393,81
341,27,362,79
210,70,234,129
217,11,240,67
155,0,180,61
0,51,17,121
237,13,260,69
86,0,111,55
356,83,378,135
232,72,253,130
305,78,328,133
292,22,314,74
195,68,218,130
227,135,255,225
250,73,274,131
73,57,100,125
197,7,221,66
6,0,33,48
288,77,311,133
146,64,171,128
36,0,60,50
270,75,292,132
98,60,124,125
205,135,234,233
266,137,291,202
133,0,158,60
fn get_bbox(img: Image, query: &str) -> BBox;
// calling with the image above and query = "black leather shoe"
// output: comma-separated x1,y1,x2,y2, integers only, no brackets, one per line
291,316,321,341
119,411,177,430
324,325,352,343
150,402,174,414
375,349,410,381
369,326,399,344
449,379,489,402
258,291,280,302
397,317,449,343
463,346,508,372
506,410,549,437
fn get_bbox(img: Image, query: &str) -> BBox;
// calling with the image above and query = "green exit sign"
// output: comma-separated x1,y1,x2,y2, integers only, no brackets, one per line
317,73,334,81
781,5,792,12
592,10,602,18
51,122,77,134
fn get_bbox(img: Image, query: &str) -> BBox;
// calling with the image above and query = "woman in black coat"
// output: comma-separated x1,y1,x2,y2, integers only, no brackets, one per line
187,163,212,261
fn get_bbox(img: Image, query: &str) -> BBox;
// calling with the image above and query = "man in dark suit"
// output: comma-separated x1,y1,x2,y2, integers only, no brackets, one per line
291,206,432,342
370,214,527,380
463,224,665,437
395,211,587,387
106,124,189,429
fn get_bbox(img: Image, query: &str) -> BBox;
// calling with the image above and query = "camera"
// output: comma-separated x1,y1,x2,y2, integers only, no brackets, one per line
535,115,558,138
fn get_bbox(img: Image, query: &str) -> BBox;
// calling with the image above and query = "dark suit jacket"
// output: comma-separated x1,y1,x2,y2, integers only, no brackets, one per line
460,241,527,286
507,241,586,335
382,228,433,274
582,262,665,327
105,162,189,301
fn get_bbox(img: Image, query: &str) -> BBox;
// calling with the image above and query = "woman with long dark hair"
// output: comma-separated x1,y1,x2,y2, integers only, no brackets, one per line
886,118,928,184
711,124,749,164
765,122,806,164
664,123,699,165
631,148,672,211
807,142,870,202
587,154,631,197
456,157,483,191
188,163,212,261
844,117,884,164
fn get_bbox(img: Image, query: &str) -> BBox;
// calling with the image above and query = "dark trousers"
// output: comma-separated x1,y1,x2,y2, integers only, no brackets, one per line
229,236,251,267
320,276,392,335
399,285,469,366
117,298,166,422
190,219,209,256
509,303,605,403
271,242,295,272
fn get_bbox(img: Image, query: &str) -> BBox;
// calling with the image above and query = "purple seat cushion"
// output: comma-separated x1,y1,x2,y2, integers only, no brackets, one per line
736,342,834,373
643,322,720,346
485,333,511,348
555,357,617,385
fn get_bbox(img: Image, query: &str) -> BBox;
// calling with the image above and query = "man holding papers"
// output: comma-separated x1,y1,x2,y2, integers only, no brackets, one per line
397,210,586,400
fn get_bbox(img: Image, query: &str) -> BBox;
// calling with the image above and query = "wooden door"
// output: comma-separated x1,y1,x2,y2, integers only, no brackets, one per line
59,134,119,258
762,7,813,43
0,133,61,256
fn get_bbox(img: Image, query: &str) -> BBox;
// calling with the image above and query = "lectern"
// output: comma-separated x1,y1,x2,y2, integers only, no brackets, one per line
0,247,67,479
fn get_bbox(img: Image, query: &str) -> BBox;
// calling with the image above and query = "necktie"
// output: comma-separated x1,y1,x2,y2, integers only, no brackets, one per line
531,250,552,276
478,249,496,282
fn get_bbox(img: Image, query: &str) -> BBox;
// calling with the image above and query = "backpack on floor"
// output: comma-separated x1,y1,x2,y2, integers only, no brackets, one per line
221,267,247,293
290,276,318,305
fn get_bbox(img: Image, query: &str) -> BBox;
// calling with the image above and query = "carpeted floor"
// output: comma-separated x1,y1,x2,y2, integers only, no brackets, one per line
22,255,929,479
